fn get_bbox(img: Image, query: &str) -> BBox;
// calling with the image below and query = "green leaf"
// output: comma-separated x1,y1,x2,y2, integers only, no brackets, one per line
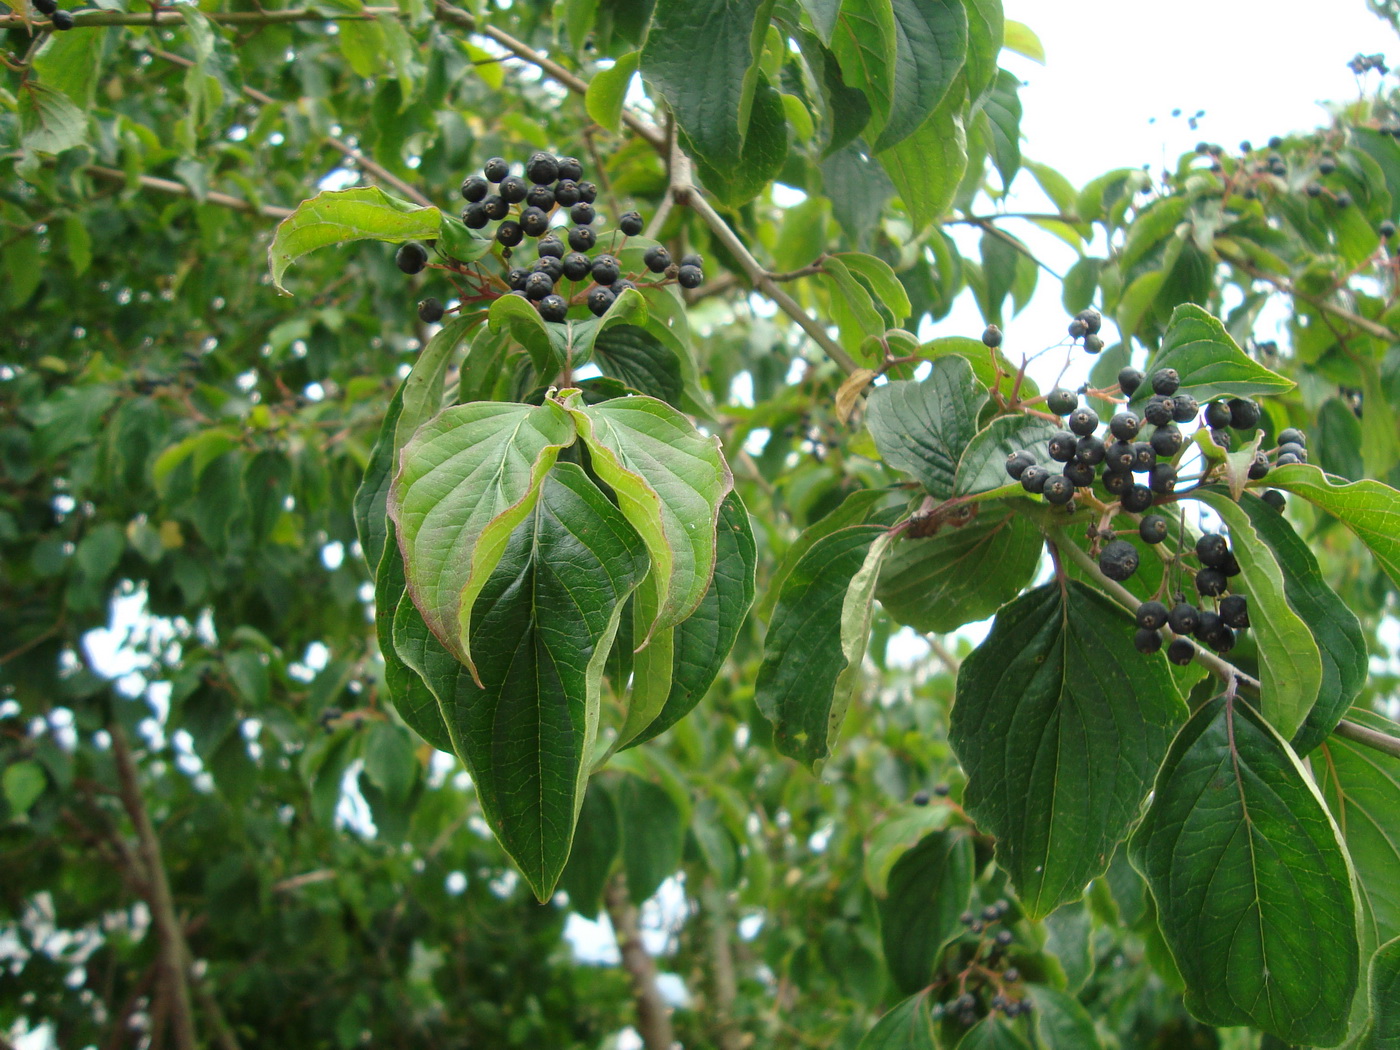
591,324,683,403
864,806,951,896
958,1016,1033,1049
755,524,889,770
19,82,87,155
759,487,888,621
856,989,939,1049
395,464,650,900
388,400,577,679
1002,20,1044,63
559,778,619,920
960,0,1004,103
436,216,493,265
1317,709,1400,946
566,392,732,642
268,187,441,294
878,829,975,993
1192,491,1323,742
1234,492,1366,756
876,507,1041,633
640,0,771,169
1370,936,1400,1047
63,213,92,276
1267,463,1400,591
876,91,968,230
953,414,1060,497
34,25,104,108
832,251,913,322
949,581,1187,918
981,69,1022,187
628,491,757,746
1129,694,1359,1045
382,553,455,754
362,722,418,805
3,760,47,816
397,312,484,448
831,0,896,136
586,50,640,133
870,0,968,152
866,355,986,499
1029,986,1104,1049
685,76,789,207
1132,304,1294,404
618,772,685,904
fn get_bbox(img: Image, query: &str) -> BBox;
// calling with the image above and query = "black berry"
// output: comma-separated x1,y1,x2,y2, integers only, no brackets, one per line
554,180,581,207
1046,388,1078,415
1121,484,1154,513
1131,442,1157,472
1005,449,1036,479
461,175,488,202
1167,637,1196,665
1171,394,1199,424
523,271,554,300
561,252,591,281
1263,490,1288,511
1143,396,1174,427
1075,435,1106,465
1019,466,1050,494
1150,424,1184,457
587,286,616,316
570,202,596,225
1077,308,1103,334
1151,368,1181,396
538,294,568,322
1068,408,1099,436
483,157,510,182
1068,318,1088,339
498,175,528,204
526,151,559,184
1228,398,1262,429
1099,540,1140,581
395,241,428,274
1382,219,1397,239
1043,475,1075,504
1110,412,1142,441
1220,594,1250,628
50,9,73,29
913,790,931,806
1203,400,1231,428
1139,515,1169,544
1195,567,1228,597
1196,533,1230,567
416,297,443,323
982,325,1003,348
591,255,621,285
619,211,644,236
556,156,583,182
1083,334,1105,354
1105,440,1136,473
462,202,489,229
1149,463,1178,494
576,180,599,204
533,256,563,281
526,184,555,211
677,265,704,289
681,253,704,269
1248,453,1271,479
537,236,565,259
496,221,524,247
520,207,551,237
1276,452,1301,466
644,246,672,273
1169,603,1201,634
483,195,509,221
1063,460,1096,487
1048,432,1077,462
1135,628,1163,654
1278,427,1307,447
1118,368,1144,396
1210,428,1233,451
507,267,530,290
568,226,597,252
1102,470,1131,496
1137,600,1170,630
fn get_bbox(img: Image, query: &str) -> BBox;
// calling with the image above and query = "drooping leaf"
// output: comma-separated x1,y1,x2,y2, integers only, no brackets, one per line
949,581,1186,918
1317,708,1400,946
957,1016,1033,1049
830,0,896,137
864,806,951,896
866,355,986,498
878,829,975,993
855,989,940,1049
591,323,683,403
953,413,1060,498
1234,492,1366,755
566,392,732,642
394,464,650,900
1371,936,1400,1047
755,525,889,770
559,778,620,920
981,69,1022,187
617,772,685,904
1029,986,1104,1049
876,91,969,230
629,491,757,746
1132,304,1294,404
1130,695,1359,1045
1268,463,1400,591
268,187,442,294
759,487,889,621
685,75,790,207
397,311,486,448
875,507,1041,633
832,251,913,322
1193,490,1323,742
870,0,968,152
19,82,87,155
389,399,576,677
586,50,640,133
640,0,771,169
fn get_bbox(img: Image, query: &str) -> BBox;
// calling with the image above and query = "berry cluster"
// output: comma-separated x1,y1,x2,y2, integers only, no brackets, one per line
33,0,75,28
930,903,1029,1026
394,151,705,327
1131,529,1251,662
1065,307,1105,354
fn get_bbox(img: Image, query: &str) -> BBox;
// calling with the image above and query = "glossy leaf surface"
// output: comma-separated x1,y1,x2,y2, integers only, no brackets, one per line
866,355,985,498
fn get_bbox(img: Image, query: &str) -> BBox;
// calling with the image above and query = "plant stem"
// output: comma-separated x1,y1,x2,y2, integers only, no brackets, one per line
603,873,675,1050
85,165,293,219
110,722,198,1050
1334,717,1400,760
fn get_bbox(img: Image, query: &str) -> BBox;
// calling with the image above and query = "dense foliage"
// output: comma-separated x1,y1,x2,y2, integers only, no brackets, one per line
4,0,1400,1048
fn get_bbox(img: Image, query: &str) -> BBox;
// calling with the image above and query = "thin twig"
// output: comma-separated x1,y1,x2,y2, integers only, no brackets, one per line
1216,247,1400,343
85,165,293,219
1334,718,1400,761
604,873,675,1050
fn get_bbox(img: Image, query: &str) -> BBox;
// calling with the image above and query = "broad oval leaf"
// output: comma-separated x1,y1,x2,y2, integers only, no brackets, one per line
953,414,1060,498
958,1016,1033,1049
876,91,969,231
1268,463,1400,591
1132,304,1294,404
948,581,1186,918
617,772,685,905
559,778,620,921
856,989,940,1050
585,50,640,133
761,526,890,772
878,829,975,993
269,186,441,294
831,0,896,140
1193,490,1323,742
628,491,757,746
566,392,733,642
1130,694,1359,1045
866,355,986,498
1029,986,1104,1049
684,75,790,207
876,507,1041,633
640,0,769,169
1371,936,1400,1047
393,464,649,901
755,525,894,770
871,0,968,152
1317,709,1400,946
591,323,683,403
1235,492,1366,755
388,399,576,679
